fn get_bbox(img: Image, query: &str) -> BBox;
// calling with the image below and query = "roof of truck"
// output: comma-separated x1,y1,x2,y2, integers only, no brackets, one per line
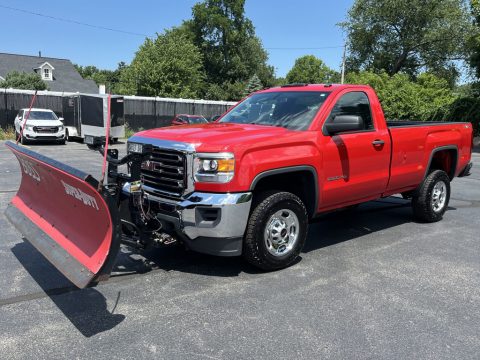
259,83,372,93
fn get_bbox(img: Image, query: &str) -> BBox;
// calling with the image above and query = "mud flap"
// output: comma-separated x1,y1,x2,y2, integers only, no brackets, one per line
4,141,121,288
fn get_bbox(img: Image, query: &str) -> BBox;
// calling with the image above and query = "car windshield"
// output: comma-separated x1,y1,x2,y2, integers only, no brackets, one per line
219,91,330,130
26,111,58,120
189,116,208,124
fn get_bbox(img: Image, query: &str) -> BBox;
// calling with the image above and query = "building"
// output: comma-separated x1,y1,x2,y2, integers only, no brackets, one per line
0,52,98,93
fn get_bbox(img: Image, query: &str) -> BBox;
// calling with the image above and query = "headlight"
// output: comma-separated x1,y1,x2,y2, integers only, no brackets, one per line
25,125,34,131
127,142,144,154
58,125,64,131
194,153,235,183
127,142,152,155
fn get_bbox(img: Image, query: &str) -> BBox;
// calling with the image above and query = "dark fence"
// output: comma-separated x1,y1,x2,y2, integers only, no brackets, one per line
0,89,236,131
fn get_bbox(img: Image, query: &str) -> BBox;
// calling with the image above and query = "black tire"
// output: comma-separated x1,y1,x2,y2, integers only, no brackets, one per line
243,191,308,271
412,170,450,223
20,134,27,145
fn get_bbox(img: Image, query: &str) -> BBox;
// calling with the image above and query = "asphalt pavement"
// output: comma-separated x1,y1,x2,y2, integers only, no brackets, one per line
0,140,479,359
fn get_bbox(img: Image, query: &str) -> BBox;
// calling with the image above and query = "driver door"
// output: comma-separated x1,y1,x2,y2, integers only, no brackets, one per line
319,91,391,209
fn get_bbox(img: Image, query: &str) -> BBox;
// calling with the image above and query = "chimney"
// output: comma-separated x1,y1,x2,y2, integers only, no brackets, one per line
39,51,41,57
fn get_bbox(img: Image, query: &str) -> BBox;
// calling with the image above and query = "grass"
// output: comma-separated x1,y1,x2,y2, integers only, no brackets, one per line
124,122,143,139
0,126,16,141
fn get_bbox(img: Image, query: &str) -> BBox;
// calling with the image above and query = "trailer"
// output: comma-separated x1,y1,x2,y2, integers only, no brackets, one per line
62,94,125,141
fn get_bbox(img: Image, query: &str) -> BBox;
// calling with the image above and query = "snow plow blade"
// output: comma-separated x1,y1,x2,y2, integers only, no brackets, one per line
4,141,121,288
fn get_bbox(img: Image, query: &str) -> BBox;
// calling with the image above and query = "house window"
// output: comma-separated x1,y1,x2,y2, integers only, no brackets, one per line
43,68,50,80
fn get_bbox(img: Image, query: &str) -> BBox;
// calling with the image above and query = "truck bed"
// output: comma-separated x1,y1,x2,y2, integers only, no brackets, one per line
385,121,472,195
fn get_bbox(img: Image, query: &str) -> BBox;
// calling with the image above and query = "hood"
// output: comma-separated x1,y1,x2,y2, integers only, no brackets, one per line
24,119,63,127
134,123,293,152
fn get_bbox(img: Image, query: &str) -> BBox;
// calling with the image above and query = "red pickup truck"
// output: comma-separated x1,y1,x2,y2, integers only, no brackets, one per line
5,84,473,288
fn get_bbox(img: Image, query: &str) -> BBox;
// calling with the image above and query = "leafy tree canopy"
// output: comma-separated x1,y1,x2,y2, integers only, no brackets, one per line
342,0,472,84
286,55,340,84
74,62,127,93
347,71,457,121
468,0,480,78
186,0,275,100
0,71,47,90
118,29,205,98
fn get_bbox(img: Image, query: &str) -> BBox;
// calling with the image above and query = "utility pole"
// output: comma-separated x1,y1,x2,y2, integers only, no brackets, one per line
341,43,346,84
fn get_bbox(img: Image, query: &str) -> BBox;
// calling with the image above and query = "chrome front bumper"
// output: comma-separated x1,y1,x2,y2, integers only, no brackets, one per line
123,184,252,256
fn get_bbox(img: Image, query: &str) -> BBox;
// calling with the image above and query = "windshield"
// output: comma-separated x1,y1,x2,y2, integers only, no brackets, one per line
219,91,330,130
26,111,58,121
189,116,208,124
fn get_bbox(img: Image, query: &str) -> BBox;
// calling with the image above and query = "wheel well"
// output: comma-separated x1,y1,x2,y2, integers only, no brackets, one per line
251,170,317,218
429,149,457,180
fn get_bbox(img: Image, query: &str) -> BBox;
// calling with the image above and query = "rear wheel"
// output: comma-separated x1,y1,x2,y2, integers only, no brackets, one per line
243,191,308,271
412,170,450,222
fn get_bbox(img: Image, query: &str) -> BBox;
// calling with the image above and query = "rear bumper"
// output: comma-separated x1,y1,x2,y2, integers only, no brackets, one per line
124,185,252,256
458,162,473,177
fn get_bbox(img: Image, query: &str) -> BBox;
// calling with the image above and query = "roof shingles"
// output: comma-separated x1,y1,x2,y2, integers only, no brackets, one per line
0,53,98,93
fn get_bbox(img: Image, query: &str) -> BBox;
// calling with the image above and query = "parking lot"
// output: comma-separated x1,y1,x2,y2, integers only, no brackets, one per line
0,140,479,359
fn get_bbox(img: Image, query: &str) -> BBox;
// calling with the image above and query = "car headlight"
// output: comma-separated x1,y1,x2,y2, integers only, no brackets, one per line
127,142,144,154
25,125,34,131
194,153,235,183
58,125,64,131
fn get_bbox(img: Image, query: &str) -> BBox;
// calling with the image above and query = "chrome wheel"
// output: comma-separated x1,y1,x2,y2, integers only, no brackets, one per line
431,180,447,212
264,209,299,257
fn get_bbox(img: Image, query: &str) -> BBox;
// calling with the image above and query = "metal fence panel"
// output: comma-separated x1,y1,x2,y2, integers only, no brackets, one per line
1,89,237,131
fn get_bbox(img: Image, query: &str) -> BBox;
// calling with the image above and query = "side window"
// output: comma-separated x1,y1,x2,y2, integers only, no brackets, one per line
327,92,374,130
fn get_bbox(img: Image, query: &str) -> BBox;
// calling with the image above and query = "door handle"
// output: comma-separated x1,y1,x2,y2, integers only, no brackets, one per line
372,139,385,146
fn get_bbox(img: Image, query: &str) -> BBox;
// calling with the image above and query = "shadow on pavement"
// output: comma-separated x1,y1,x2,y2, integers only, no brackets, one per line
11,241,125,338
304,196,415,252
113,196,421,276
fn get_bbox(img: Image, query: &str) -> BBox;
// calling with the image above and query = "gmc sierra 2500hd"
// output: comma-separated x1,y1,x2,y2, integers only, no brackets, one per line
5,84,473,288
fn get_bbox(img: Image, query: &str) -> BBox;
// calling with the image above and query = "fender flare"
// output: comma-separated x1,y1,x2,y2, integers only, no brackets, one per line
250,165,319,214
424,145,459,180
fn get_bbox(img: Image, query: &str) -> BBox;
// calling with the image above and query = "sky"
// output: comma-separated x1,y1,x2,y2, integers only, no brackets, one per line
0,0,353,78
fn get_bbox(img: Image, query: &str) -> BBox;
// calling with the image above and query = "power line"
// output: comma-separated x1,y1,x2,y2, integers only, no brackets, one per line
0,4,149,37
0,4,344,50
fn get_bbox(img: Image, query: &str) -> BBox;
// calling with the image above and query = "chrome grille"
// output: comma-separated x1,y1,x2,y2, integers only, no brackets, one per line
33,126,58,133
141,147,186,198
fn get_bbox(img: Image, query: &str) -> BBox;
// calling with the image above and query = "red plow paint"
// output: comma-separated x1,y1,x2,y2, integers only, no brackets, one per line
5,141,121,288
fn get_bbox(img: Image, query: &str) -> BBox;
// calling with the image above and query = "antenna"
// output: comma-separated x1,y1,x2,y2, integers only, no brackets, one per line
341,43,346,84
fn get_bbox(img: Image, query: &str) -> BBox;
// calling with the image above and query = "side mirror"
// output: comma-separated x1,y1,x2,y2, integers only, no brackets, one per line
325,115,364,135
58,117,64,122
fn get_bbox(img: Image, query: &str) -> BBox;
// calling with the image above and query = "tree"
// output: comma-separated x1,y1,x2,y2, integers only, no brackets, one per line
0,71,47,90
346,71,457,121
468,0,480,78
187,0,275,100
74,62,127,94
286,55,340,84
243,74,263,96
117,29,205,98
342,0,472,83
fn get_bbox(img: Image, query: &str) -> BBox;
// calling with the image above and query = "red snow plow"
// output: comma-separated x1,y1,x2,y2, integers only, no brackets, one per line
5,141,122,288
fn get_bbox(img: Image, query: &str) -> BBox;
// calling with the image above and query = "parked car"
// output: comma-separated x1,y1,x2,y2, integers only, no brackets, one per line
208,115,221,122
5,84,473,288
171,114,208,125
14,108,66,145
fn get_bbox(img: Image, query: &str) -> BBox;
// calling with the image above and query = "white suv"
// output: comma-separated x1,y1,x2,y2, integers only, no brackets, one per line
14,108,66,145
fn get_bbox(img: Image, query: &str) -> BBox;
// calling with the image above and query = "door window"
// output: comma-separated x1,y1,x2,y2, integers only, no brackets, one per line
327,92,374,130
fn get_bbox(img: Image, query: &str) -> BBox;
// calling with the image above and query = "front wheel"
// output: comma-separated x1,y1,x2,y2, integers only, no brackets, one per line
412,170,450,223
243,191,308,271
